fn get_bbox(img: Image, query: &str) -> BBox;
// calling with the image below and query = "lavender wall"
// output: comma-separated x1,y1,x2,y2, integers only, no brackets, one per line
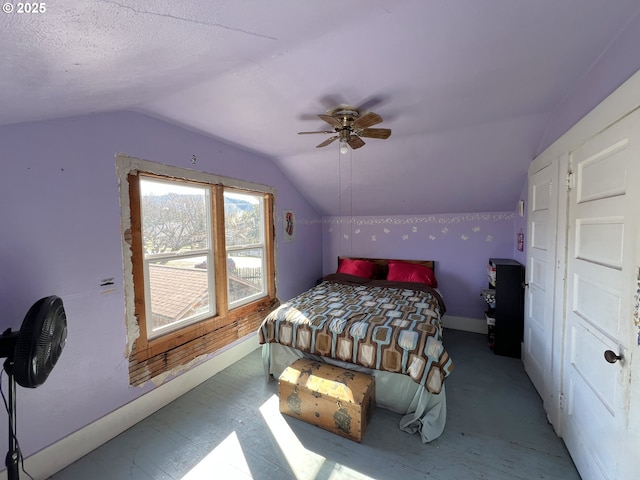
537,11,640,154
322,212,517,319
0,111,322,458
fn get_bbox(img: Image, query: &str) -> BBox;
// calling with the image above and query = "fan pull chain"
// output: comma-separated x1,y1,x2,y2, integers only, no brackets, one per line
349,147,353,256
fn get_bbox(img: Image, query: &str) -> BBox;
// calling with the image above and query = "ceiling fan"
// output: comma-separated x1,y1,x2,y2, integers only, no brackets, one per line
298,105,391,152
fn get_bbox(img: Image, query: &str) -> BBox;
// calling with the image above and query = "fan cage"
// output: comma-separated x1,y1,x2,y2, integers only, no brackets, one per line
13,296,67,388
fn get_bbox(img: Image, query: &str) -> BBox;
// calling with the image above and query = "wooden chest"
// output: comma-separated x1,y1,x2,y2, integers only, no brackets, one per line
278,358,375,442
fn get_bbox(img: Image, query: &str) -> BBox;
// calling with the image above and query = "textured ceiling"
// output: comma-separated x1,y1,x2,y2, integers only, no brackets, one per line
2,0,639,216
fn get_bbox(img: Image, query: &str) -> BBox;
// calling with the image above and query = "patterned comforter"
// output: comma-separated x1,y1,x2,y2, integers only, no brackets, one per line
259,273,454,394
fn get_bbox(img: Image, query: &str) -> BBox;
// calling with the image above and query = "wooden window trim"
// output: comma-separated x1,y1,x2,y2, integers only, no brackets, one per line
127,170,277,374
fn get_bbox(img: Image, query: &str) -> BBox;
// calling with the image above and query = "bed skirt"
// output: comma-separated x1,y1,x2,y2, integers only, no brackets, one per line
262,343,447,443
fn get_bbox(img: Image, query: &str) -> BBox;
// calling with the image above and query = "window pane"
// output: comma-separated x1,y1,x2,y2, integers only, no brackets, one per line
147,256,212,338
224,191,263,247
228,249,264,305
140,178,209,255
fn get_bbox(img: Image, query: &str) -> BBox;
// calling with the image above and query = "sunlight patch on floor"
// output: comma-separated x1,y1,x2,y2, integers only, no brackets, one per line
181,431,250,479
260,394,375,480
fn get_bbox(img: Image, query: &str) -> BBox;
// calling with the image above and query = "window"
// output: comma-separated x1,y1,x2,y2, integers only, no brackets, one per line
140,177,214,339
118,157,277,385
224,189,267,308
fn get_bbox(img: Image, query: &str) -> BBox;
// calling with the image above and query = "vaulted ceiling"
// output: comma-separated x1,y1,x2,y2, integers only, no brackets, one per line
2,1,639,216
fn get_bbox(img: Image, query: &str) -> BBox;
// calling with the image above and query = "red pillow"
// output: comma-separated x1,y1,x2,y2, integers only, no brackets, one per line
336,259,376,279
386,261,438,287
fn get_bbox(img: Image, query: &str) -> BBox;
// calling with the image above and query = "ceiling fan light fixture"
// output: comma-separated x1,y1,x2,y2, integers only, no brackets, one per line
339,138,349,155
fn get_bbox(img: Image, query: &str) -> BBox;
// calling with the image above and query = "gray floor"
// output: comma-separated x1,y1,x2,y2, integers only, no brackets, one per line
47,330,580,479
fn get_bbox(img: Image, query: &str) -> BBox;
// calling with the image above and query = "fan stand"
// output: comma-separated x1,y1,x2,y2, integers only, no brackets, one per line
3,358,19,480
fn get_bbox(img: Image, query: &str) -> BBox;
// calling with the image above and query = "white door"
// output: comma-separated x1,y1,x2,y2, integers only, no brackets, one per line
524,160,559,415
562,109,640,480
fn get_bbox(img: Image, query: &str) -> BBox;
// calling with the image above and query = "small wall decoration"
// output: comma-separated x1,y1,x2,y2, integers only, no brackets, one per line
518,200,525,217
283,210,296,242
517,229,524,251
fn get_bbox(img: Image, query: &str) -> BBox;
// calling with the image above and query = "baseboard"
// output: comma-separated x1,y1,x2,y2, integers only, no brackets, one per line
3,335,261,480
442,315,488,334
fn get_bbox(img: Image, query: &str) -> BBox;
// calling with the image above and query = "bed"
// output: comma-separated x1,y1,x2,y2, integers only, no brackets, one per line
258,257,454,443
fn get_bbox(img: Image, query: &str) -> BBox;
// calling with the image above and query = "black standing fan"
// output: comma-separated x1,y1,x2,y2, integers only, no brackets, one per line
0,296,67,480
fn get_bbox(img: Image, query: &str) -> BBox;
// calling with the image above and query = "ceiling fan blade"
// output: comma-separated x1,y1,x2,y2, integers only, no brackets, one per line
316,136,338,148
318,114,343,129
298,113,323,121
352,111,383,129
319,94,348,110
356,95,388,113
348,135,365,149
357,128,391,139
298,130,335,135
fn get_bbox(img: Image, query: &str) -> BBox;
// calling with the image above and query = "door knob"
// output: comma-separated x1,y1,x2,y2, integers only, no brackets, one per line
604,350,623,364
